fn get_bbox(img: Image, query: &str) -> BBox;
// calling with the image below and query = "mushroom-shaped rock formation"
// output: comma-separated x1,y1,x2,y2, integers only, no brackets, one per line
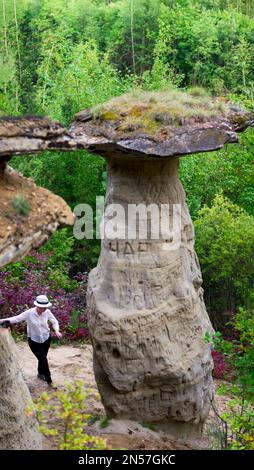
69,90,253,437
0,117,75,449
0,92,253,440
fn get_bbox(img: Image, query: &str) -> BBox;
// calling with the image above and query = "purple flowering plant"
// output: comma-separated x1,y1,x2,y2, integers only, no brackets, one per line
0,250,89,341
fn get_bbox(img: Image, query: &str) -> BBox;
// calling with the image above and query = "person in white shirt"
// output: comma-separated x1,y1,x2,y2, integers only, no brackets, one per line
0,295,62,388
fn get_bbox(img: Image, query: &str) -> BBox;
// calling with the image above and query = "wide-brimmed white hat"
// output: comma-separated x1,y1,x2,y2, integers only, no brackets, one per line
34,295,52,308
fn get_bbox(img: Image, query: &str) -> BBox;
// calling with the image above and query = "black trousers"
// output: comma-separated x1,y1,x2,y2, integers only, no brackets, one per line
28,335,52,384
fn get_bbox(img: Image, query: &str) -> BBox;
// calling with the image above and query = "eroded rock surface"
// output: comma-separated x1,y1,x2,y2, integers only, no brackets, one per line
0,329,42,449
69,93,254,158
0,116,71,156
80,95,253,436
87,157,214,437
0,99,253,159
0,166,74,267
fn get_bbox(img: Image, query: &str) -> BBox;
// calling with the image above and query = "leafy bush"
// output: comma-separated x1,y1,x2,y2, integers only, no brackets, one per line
11,194,30,217
180,129,254,219
27,380,106,450
195,194,254,328
206,308,254,449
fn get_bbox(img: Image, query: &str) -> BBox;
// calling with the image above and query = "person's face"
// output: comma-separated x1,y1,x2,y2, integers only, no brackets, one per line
36,307,47,315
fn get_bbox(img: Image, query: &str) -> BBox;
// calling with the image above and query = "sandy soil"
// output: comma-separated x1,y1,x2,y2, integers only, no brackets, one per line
15,341,229,451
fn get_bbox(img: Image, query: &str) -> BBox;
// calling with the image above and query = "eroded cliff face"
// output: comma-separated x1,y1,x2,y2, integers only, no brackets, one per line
0,165,74,267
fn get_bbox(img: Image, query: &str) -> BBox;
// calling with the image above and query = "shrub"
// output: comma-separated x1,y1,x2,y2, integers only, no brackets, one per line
11,194,30,217
206,308,254,449
195,194,254,328
27,380,106,450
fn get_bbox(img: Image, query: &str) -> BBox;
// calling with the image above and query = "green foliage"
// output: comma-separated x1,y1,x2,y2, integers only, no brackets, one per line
27,380,106,450
11,329,26,342
46,269,78,293
99,417,112,429
11,194,30,216
1,260,27,281
0,52,16,88
40,229,74,271
207,308,254,449
35,39,126,122
11,150,106,210
149,2,254,96
94,88,227,132
142,12,184,90
87,414,100,425
2,0,254,116
180,129,254,219
68,309,83,334
40,229,80,292
195,194,254,326
141,422,156,431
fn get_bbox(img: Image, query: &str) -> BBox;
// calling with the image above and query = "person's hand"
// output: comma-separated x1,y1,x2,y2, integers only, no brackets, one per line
54,331,62,339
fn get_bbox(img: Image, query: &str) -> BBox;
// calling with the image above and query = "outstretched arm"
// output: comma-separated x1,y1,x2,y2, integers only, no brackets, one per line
48,311,62,338
0,310,29,325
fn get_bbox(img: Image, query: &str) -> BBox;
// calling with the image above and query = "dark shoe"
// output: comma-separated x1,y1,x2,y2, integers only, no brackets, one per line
37,374,46,382
48,382,58,389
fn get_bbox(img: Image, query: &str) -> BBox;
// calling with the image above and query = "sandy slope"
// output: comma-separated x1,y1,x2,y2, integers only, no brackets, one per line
15,341,225,450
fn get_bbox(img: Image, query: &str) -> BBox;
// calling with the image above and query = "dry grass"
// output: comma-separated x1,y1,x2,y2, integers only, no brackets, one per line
92,87,228,133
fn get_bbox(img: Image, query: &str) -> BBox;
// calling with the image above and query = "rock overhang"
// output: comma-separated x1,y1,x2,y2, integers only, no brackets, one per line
0,90,253,160
69,89,254,159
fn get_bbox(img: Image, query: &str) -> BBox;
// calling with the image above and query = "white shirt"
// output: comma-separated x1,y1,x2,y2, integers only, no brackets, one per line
4,307,59,343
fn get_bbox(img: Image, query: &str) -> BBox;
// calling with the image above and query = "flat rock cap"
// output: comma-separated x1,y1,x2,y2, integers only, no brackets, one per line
70,89,254,158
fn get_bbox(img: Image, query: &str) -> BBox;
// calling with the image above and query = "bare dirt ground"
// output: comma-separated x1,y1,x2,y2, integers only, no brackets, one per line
15,341,229,451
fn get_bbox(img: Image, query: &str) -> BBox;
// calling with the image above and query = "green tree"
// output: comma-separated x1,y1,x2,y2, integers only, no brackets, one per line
206,307,254,449
180,129,254,218
231,36,253,95
195,194,254,327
